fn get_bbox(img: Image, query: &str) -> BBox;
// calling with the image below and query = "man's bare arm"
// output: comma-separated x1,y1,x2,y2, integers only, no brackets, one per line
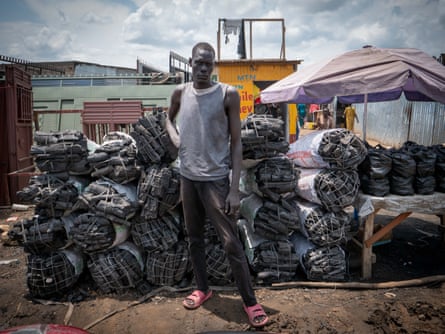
165,86,182,148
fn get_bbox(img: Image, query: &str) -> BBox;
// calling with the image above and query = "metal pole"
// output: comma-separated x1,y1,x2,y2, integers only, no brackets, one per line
363,93,368,141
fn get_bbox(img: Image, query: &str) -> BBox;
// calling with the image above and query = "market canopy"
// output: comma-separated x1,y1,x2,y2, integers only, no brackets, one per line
260,46,445,105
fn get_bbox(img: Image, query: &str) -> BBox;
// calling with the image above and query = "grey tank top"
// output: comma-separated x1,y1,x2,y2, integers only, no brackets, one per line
178,82,230,181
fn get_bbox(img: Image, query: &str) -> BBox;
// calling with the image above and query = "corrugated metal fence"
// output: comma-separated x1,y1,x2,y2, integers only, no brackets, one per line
355,96,445,147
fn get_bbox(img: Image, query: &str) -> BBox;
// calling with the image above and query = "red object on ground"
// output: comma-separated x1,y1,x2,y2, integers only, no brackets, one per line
0,324,89,334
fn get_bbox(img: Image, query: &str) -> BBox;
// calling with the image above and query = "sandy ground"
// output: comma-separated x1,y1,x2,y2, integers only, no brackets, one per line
1,206,445,334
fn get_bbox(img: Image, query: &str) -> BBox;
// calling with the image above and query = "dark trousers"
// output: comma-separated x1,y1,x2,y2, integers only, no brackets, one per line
181,176,257,306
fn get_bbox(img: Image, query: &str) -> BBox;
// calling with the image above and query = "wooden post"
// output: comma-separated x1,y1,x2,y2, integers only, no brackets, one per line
361,211,375,279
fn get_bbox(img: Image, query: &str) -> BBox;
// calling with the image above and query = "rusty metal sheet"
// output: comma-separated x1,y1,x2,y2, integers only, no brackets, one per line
81,101,143,143
0,65,33,206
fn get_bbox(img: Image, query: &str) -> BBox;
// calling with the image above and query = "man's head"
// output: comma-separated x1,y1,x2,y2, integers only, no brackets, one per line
190,42,215,88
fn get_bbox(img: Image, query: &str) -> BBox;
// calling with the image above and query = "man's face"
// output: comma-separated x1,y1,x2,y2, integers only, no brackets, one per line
191,48,214,87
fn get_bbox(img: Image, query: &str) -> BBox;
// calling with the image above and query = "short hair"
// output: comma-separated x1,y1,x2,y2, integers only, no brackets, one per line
192,42,215,59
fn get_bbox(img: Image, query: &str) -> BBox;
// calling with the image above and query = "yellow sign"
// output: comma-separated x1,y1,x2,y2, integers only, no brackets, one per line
228,82,254,120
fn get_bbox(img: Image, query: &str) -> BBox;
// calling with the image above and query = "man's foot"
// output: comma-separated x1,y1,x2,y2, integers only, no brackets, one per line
243,303,269,327
182,290,213,310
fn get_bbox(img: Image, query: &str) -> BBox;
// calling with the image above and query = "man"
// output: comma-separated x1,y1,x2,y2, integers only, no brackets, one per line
165,42,269,328
344,104,359,131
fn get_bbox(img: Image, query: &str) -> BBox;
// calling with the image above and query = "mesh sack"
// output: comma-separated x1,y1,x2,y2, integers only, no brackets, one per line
130,112,178,165
34,181,81,219
205,243,233,285
75,179,139,226
251,240,298,283
88,132,141,184
16,174,65,204
87,242,144,294
297,168,360,212
295,200,352,247
287,129,366,169
254,156,299,198
9,215,69,254
290,232,347,282
254,197,300,241
144,241,190,286
137,165,180,220
31,130,89,174
69,213,117,253
131,212,182,253
241,114,289,159
318,129,367,169
26,249,84,298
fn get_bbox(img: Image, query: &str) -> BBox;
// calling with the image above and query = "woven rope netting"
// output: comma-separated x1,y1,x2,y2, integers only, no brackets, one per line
9,215,70,254
69,213,117,253
144,240,190,286
87,242,144,294
295,200,352,247
131,212,183,253
251,240,299,283
241,114,289,159
290,232,347,282
27,249,84,298
31,130,90,176
297,168,360,212
318,129,367,169
137,165,180,220
130,112,178,165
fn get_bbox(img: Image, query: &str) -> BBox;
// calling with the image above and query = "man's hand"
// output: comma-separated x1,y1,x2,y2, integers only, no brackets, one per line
225,189,240,217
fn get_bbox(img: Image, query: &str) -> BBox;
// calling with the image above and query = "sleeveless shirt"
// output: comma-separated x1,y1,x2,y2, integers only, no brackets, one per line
178,82,230,181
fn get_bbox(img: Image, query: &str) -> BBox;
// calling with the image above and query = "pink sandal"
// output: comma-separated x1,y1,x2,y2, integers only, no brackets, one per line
243,303,269,327
182,290,213,310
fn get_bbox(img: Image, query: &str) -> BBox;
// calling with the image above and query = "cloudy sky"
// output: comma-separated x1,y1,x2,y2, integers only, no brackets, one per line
0,0,444,72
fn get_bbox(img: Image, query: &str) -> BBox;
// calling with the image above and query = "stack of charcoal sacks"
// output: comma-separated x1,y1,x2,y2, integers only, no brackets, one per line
360,140,443,197
240,117,300,283
286,129,367,281
66,131,147,294
11,130,93,298
88,131,141,184
130,113,191,288
394,141,437,195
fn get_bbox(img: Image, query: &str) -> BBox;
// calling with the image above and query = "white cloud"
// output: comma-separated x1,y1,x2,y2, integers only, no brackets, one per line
0,0,443,71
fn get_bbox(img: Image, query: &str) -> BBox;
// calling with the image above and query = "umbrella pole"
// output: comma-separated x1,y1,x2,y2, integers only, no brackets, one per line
362,93,368,141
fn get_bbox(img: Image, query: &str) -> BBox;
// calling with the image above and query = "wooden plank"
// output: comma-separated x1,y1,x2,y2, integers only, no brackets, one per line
364,212,412,248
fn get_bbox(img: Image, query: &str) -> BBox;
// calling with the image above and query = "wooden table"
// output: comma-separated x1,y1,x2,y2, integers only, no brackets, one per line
354,192,445,279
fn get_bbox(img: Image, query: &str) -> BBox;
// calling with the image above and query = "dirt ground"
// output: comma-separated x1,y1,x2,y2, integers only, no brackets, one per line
1,208,445,334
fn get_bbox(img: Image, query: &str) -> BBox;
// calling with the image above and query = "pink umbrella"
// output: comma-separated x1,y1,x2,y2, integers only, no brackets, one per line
261,46,445,139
